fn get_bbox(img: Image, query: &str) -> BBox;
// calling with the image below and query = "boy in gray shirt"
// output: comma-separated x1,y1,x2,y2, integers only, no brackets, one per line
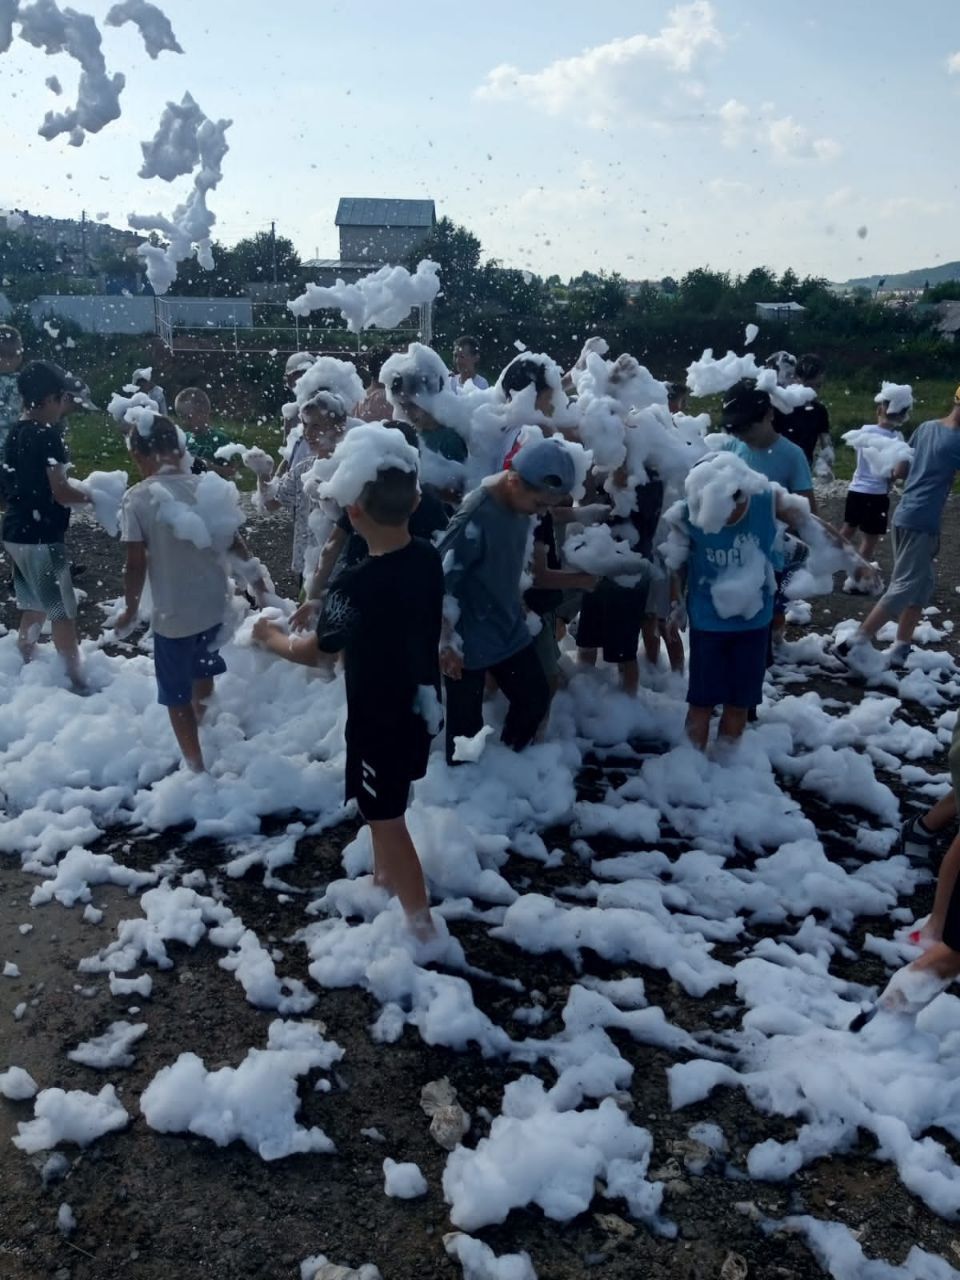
840,387,960,667
439,439,575,763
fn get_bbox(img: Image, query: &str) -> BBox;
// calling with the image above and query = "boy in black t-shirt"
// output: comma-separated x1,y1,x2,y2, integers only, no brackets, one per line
2,361,93,689
253,453,443,940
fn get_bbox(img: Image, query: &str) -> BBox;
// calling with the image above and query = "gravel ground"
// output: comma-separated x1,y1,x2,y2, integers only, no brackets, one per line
1,490,959,1280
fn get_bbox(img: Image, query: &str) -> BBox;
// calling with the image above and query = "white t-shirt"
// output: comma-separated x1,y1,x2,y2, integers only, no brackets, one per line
120,473,230,638
449,373,489,393
851,423,904,496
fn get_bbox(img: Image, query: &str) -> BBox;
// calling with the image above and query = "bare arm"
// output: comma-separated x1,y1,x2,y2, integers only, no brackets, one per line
47,464,92,507
532,541,596,591
251,617,321,666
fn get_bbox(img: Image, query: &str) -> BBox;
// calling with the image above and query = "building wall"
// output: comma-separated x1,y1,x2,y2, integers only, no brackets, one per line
339,225,428,264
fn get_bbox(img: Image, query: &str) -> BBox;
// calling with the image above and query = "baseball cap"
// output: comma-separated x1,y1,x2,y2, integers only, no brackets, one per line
720,379,771,430
284,351,314,376
65,374,99,411
511,439,576,496
17,359,70,406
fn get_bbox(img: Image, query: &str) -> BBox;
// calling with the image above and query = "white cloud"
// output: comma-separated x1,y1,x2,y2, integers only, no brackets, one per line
476,1,723,126
707,177,751,197
948,51,960,73
765,115,841,162
718,98,750,147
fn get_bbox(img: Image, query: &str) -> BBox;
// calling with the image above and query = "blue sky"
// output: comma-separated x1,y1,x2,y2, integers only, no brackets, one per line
3,0,959,282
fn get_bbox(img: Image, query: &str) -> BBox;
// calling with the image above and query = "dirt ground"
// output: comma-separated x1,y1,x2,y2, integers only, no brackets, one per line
1,491,960,1280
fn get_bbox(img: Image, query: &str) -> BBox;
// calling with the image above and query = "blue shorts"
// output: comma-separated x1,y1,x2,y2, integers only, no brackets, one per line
687,627,768,710
153,626,227,707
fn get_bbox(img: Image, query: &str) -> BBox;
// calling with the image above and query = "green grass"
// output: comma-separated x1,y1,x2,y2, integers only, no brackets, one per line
65,376,960,491
66,417,283,492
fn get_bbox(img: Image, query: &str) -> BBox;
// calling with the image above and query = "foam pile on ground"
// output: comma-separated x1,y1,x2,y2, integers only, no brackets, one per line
0,1066,39,1100
288,259,441,332
67,1020,148,1068
442,1076,666,1231
444,1233,538,1280
383,1157,428,1198
140,1019,342,1160
761,1214,960,1279
12,1084,129,1152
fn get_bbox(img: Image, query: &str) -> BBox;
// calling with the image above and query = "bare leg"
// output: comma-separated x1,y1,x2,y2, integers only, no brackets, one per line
839,522,857,542
367,816,433,938
641,615,661,665
717,705,749,745
858,532,880,565
685,705,712,752
857,599,891,642
895,604,923,645
50,618,85,689
16,609,46,662
923,790,958,833
910,941,960,981
192,676,214,724
921,834,960,942
662,623,685,674
619,659,639,696
578,647,598,667
167,702,205,772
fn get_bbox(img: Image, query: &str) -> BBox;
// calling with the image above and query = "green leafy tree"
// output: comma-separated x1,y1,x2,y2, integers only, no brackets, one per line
231,231,301,284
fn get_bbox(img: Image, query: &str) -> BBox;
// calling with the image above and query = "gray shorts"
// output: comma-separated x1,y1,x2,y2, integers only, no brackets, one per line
3,542,77,621
879,525,939,616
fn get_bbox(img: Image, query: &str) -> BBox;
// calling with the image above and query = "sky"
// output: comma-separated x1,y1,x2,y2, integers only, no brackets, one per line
2,0,959,284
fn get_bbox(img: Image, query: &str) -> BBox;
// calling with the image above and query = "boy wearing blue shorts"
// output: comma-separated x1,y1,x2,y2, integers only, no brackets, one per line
115,416,266,772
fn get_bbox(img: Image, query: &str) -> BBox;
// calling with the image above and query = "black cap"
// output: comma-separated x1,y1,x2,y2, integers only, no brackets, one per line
17,360,70,408
720,378,771,431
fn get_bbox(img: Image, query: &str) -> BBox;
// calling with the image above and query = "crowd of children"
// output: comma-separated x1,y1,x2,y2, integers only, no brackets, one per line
3,322,960,959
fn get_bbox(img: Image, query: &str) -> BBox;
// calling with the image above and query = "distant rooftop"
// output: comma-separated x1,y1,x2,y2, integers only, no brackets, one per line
335,198,436,228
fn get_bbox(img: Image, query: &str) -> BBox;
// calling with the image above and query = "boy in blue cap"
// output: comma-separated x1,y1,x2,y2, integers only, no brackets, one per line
439,437,575,762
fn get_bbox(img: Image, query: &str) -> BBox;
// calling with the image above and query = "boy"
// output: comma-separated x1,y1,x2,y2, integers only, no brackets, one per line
439,438,575,763
577,469,664,695
839,384,911,591
773,353,831,467
253,429,442,940
2,360,93,689
356,348,394,422
839,387,960,668
174,387,237,481
113,416,267,772
449,336,489,392
0,324,24,457
132,366,168,416
257,392,346,591
667,454,780,751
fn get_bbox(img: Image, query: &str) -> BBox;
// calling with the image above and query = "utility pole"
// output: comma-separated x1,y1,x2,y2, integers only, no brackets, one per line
80,208,87,275
270,220,278,285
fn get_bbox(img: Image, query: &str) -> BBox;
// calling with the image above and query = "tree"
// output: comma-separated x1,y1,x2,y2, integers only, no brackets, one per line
0,229,59,278
231,231,301,284
677,268,731,315
404,217,482,305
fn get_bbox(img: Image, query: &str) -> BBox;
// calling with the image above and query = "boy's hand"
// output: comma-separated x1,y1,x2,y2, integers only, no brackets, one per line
289,599,321,632
667,599,687,637
252,616,284,646
110,606,139,639
440,647,463,680
575,573,600,591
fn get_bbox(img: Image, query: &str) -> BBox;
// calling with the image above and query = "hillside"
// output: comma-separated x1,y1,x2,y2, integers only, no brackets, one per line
845,260,960,291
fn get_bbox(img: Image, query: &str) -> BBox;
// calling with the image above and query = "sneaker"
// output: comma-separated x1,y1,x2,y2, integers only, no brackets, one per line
888,641,913,670
898,815,940,860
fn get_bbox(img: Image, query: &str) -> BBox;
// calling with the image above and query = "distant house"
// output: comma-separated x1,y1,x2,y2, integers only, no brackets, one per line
755,301,806,321
303,198,436,284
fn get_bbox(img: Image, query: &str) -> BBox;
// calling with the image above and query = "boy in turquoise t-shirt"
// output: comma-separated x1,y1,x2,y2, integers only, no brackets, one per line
665,452,870,751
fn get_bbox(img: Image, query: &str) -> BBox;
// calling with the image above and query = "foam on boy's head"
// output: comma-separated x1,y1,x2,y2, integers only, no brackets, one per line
357,466,419,526
312,421,420,512
302,390,347,422
874,381,913,418
685,450,769,532
129,414,184,456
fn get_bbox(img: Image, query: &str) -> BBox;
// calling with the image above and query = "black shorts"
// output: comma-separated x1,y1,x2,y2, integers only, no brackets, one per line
576,580,648,664
345,718,431,822
843,490,889,537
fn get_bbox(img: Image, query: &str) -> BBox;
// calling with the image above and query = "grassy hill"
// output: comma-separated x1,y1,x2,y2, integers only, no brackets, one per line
845,261,960,291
